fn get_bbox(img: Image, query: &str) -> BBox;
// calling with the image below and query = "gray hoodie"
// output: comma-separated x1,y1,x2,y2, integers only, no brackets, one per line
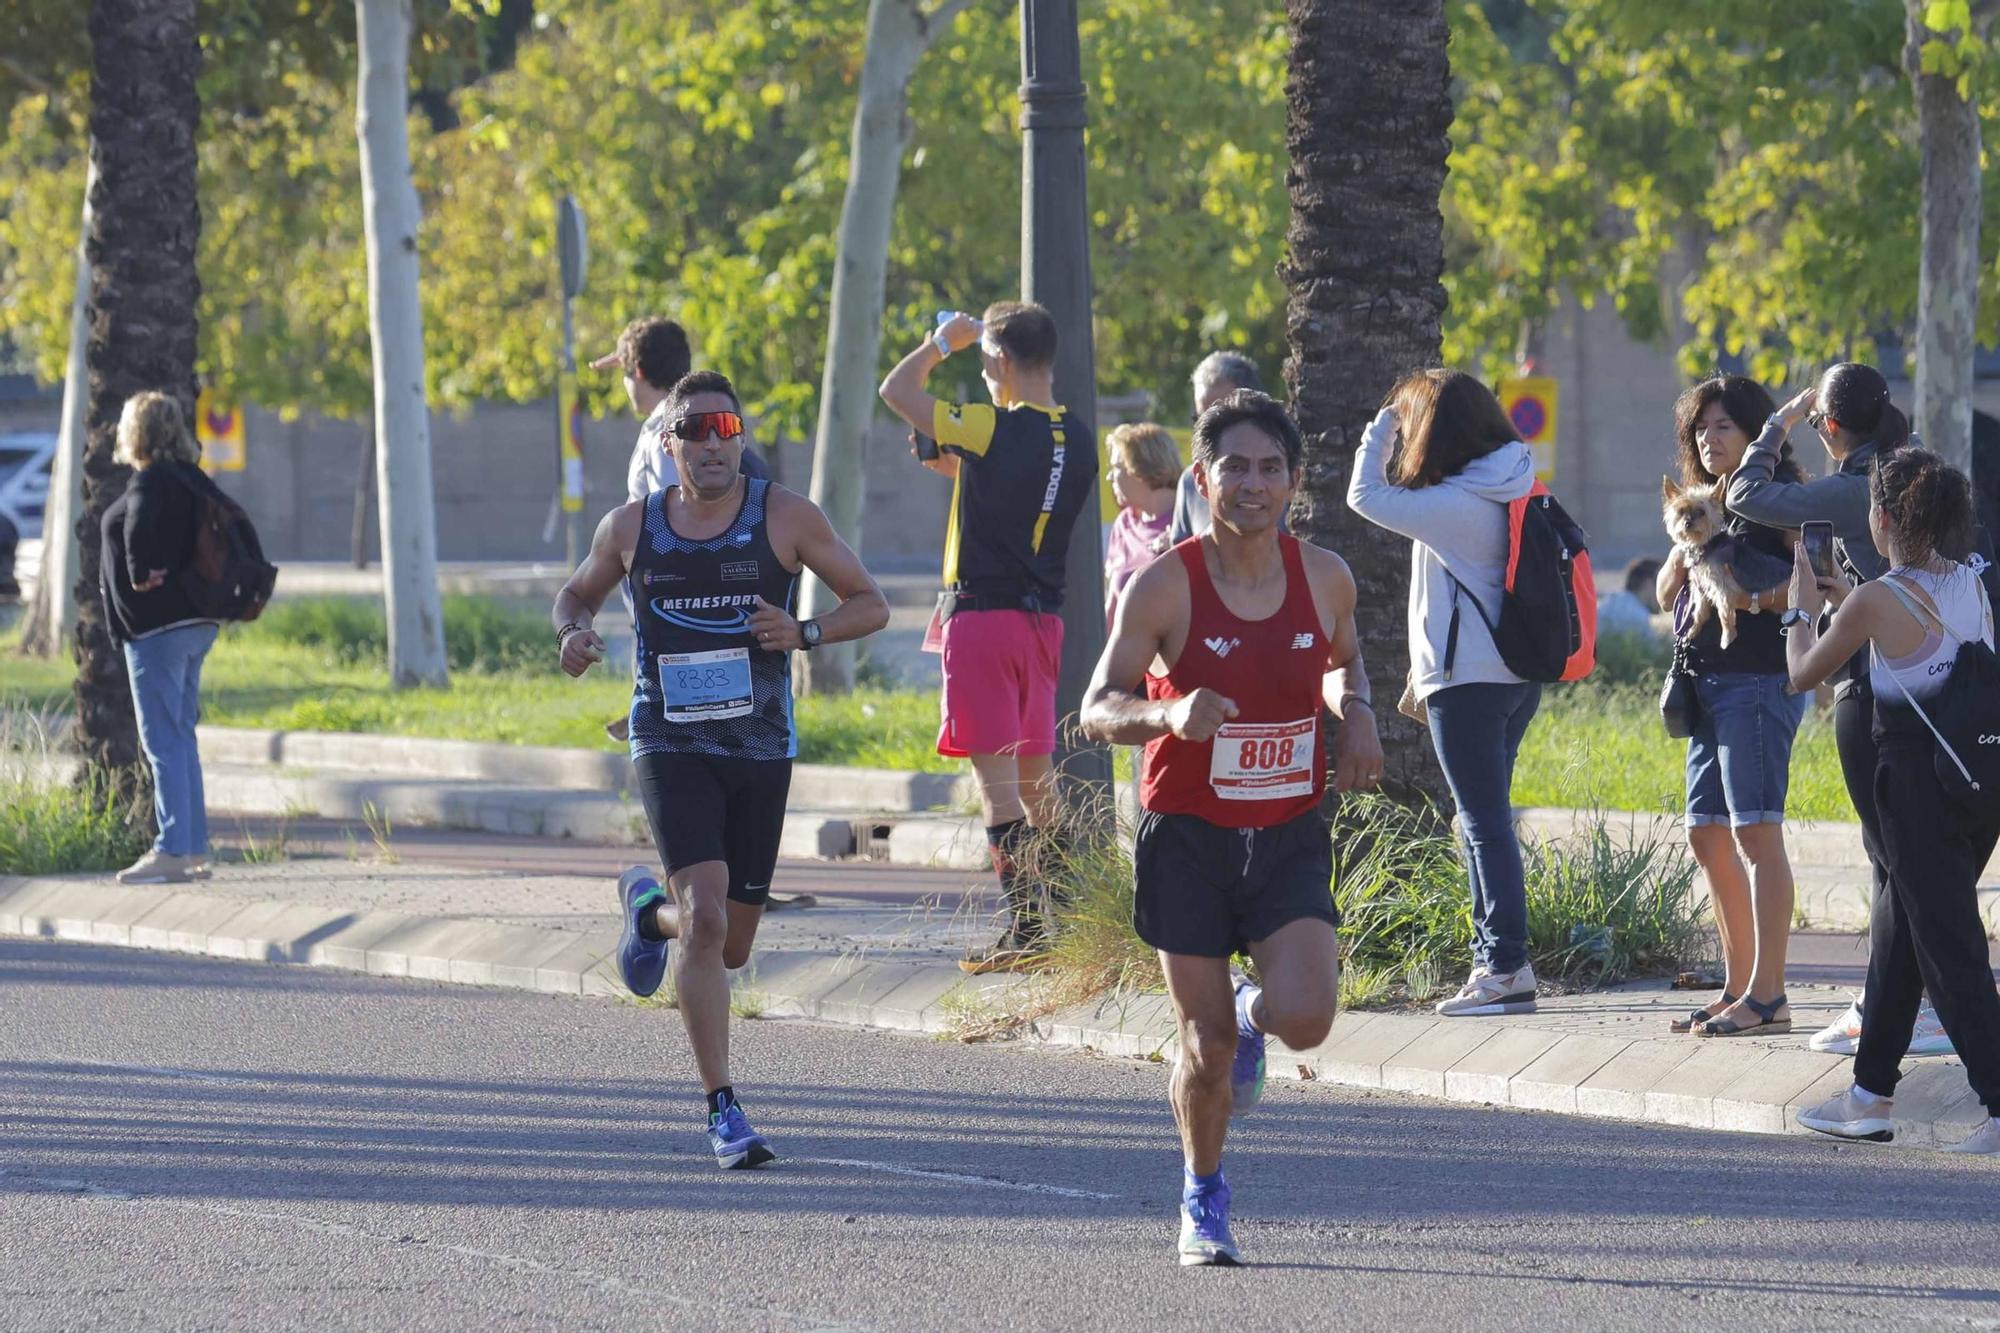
1347,407,1538,699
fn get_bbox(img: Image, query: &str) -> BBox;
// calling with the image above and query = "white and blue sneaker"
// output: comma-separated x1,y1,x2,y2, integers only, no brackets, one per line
616,867,670,998
707,1100,776,1170
1178,1175,1243,1267
1231,978,1266,1116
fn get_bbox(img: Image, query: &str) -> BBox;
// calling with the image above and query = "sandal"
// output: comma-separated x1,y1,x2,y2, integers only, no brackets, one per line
1670,991,1737,1034
1696,992,1791,1038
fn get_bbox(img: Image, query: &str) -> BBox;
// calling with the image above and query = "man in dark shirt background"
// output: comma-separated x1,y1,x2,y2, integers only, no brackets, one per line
880,300,1097,972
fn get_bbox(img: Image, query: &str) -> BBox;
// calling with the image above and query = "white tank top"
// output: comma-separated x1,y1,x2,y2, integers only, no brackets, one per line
1869,562,1994,702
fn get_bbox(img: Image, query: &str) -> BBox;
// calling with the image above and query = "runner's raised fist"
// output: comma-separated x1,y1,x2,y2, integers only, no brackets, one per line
561,629,607,677
1168,688,1239,743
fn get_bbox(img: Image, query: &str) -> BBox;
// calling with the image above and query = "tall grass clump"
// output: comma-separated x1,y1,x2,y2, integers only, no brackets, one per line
0,714,150,874
1025,787,1710,1018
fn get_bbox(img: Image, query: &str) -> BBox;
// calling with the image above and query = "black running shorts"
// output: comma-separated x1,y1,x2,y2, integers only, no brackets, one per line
633,751,792,906
1132,807,1338,958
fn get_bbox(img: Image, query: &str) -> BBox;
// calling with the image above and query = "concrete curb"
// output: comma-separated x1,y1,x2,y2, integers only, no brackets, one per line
3,875,1988,1154
193,725,978,814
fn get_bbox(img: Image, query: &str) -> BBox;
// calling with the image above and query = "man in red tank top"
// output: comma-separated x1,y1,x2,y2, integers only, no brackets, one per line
1082,390,1382,1266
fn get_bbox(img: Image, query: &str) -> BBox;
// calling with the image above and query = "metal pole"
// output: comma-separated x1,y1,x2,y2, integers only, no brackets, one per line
560,293,583,566
1020,0,1110,792
557,195,589,566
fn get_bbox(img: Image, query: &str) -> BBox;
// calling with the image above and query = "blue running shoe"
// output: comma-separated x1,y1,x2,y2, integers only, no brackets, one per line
1178,1176,1243,1267
708,1101,777,1170
1231,978,1266,1116
616,866,670,998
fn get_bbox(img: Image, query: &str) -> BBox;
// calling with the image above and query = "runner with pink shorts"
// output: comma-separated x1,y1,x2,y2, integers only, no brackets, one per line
879,300,1099,973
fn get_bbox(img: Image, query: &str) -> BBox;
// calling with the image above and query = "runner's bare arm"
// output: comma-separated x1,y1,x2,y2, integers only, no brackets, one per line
749,490,890,652
878,313,981,440
1303,545,1383,791
1081,560,1236,744
552,503,641,677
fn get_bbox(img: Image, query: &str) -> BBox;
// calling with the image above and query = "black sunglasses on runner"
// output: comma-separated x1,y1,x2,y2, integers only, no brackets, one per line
667,410,745,442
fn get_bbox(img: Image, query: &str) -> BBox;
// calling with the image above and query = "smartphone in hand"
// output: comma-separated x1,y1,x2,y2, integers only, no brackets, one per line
1801,520,1837,582
913,431,940,462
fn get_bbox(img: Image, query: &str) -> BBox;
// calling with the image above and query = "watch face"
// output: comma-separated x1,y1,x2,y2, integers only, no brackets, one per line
803,620,822,645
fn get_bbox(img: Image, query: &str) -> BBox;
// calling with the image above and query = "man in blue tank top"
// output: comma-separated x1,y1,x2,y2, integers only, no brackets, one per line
552,371,890,1169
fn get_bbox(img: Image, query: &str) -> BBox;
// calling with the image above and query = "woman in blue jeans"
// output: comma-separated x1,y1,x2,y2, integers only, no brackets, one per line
99,391,220,885
1349,370,1544,1016
1655,375,1807,1037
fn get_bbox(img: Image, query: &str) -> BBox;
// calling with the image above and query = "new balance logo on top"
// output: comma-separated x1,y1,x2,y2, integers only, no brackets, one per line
1291,632,1316,650
1204,636,1241,658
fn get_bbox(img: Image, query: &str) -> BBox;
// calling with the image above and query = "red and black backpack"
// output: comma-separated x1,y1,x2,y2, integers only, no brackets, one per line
1443,481,1597,684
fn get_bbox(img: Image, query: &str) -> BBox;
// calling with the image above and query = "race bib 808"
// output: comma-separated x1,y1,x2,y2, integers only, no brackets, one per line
1208,717,1317,801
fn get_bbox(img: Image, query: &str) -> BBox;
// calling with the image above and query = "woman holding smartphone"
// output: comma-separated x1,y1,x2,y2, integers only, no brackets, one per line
1725,363,1950,1057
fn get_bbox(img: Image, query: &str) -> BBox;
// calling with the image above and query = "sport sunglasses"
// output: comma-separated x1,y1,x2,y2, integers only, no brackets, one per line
667,410,745,442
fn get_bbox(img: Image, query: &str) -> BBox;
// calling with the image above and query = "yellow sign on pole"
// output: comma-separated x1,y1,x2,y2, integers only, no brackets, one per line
1498,376,1558,481
195,388,246,472
558,368,585,513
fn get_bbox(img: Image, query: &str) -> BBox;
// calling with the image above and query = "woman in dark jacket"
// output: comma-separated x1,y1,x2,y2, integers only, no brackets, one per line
101,390,219,884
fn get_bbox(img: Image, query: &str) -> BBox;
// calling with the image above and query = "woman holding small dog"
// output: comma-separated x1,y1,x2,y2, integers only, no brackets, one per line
1656,375,1807,1038
1724,364,1962,1060
1784,448,2000,1155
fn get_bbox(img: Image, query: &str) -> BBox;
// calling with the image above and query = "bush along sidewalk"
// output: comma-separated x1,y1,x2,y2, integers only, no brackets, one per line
953,792,1710,1038
0,716,152,876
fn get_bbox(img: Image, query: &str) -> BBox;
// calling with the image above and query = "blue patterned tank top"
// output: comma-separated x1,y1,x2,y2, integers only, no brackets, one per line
627,479,800,760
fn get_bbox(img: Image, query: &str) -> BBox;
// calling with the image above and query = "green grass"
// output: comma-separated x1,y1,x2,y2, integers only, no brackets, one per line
1514,681,1849,822
0,602,953,771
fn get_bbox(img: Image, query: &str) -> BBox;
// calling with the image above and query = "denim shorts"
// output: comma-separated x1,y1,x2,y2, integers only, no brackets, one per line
1684,671,1808,828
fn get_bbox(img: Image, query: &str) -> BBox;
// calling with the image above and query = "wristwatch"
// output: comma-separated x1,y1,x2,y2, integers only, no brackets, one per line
800,618,823,651
1779,607,1811,628
931,331,952,359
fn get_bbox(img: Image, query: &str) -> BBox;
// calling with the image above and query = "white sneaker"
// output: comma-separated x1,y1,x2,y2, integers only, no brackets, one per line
1804,993,1956,1057
1435,964,1537,1017
116,850,191,885
1798,1086,1896,1143
1908,1001,1956,1056
1944,1117,2000,1155
1807,994,1864,1055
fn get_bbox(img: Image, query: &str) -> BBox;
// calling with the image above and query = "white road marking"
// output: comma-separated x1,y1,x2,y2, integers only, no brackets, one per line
796,1156,1116,1200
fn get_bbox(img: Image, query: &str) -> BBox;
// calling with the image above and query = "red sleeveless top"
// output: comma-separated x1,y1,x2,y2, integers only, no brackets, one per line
1141,534,1330,827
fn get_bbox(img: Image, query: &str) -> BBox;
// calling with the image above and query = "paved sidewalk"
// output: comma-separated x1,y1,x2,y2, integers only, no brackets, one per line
3,858,1993,1155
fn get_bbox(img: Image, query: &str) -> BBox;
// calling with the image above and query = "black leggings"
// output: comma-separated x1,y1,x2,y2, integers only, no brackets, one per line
1832,680,1891,924
1853,727,2000,1115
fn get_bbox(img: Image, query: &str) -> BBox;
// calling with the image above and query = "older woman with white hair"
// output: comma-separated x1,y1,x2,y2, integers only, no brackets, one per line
99,390,220,884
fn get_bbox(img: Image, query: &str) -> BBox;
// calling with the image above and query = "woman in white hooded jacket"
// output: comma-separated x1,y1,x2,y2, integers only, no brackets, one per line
1348,370,1544,1017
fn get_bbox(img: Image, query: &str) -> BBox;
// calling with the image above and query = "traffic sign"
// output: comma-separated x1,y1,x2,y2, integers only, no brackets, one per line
196,388,246,472
1498,376,1557,480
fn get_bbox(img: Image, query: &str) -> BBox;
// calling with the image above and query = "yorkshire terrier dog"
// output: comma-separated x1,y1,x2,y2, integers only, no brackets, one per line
1661,476,1794,648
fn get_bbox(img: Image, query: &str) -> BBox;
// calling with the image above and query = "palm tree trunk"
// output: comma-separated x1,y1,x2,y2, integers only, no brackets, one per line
1282,0,1450,804
76,0,202,798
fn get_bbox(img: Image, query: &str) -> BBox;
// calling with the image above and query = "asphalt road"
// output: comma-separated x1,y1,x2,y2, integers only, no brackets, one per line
4,938,1998,1331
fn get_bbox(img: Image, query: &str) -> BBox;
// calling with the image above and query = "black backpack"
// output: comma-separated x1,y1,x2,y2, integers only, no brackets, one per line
1876,573,2000,819
168,462,278,622
1443,481,1598,684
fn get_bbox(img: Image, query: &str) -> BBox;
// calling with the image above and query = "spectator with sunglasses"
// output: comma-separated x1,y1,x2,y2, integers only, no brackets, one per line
880,300,1100,974
553,369,889,1170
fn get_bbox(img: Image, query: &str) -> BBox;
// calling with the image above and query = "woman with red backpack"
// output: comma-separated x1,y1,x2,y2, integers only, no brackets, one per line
1348,370,1556,1018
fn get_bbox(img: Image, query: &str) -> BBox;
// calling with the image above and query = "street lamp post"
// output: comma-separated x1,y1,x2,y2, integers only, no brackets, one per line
1019,0,1110,791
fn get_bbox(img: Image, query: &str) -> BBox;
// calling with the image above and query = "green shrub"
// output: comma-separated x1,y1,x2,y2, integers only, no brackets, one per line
0,767,151,875
1030,791,1708,1013
232,595,552,672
